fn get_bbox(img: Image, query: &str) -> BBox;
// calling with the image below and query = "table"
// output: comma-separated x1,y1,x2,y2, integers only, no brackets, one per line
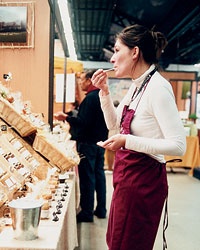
165,136,200,175
0,174,78,250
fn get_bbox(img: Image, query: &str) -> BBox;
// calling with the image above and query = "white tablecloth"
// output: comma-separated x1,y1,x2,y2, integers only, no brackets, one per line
0,174,78,250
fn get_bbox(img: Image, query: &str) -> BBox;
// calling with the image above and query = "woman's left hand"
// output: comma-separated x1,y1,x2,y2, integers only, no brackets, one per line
97,134,126,151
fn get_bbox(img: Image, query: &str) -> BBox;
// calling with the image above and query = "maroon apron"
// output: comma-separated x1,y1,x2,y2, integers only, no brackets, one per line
106,105,168,250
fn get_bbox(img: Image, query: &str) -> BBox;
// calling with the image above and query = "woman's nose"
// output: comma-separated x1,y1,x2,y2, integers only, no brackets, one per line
110,55,115,63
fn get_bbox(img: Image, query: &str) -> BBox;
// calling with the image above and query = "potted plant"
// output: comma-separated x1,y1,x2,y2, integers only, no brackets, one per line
189,113,198,123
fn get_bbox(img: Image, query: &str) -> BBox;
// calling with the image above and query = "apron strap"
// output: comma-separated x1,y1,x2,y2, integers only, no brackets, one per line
163,196,168,250
166,158,182,163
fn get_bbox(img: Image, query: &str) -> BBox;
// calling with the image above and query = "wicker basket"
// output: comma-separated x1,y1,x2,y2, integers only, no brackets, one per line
0,98,37,137
33,134,80,173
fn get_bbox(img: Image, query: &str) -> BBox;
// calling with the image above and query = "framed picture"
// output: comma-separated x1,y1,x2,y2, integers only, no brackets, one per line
0,2,34,48
108,78,132,103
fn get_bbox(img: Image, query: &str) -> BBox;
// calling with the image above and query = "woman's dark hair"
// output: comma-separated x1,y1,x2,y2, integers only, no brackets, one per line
116,24,168,64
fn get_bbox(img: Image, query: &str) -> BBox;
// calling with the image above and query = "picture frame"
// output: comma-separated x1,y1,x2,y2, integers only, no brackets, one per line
0,1,34,48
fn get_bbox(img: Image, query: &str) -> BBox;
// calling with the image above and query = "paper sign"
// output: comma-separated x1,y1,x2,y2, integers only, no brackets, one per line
55,73,75,103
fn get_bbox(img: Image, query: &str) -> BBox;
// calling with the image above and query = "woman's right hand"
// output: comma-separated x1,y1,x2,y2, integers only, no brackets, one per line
91,69,109,95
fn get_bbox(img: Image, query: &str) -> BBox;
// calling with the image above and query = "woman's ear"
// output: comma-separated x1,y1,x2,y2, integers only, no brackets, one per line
132,46,140,59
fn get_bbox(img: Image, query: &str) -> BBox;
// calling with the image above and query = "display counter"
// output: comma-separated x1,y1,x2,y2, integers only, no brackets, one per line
0,84,80,250
0,173,78,250
165,136,200,175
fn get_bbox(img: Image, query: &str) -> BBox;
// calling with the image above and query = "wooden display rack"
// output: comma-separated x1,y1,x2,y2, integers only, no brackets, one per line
0,97,37,137
33,133,80,173
0,121,54,208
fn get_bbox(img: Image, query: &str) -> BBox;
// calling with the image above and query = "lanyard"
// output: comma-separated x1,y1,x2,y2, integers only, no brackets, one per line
130,67,157,102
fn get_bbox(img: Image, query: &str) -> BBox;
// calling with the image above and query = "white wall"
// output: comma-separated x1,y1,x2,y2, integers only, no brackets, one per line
82,62,200,75
166,64,200,77
81,61,113,70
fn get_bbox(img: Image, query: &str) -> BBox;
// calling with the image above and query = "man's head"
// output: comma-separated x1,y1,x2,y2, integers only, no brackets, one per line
79,69,97,91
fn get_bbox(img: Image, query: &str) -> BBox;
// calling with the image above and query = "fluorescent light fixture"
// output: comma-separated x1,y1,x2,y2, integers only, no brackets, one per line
194,63,200,68
57,0,77,60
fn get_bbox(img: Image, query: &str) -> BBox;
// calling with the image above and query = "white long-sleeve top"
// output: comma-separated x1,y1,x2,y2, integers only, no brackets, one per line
99,65,186,163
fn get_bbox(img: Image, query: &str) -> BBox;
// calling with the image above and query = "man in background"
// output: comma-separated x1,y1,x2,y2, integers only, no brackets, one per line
54,69,108,222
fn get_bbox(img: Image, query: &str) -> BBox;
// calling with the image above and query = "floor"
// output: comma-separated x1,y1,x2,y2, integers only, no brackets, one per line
75,167,200,250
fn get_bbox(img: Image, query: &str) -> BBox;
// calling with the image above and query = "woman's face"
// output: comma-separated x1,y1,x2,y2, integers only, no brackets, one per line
110,39,136,78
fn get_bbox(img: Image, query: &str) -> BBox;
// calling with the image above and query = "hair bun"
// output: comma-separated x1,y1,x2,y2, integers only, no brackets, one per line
151,30,168,59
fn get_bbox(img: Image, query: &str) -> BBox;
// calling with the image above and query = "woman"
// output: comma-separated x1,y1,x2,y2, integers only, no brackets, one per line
91,24,186,250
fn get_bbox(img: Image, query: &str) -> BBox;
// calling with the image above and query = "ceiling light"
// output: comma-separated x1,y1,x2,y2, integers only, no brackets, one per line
57,0,77,60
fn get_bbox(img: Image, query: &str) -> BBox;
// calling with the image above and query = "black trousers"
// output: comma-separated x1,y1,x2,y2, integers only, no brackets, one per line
77,142,107,219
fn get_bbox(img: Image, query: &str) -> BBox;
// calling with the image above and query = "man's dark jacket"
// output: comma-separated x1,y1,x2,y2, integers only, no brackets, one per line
66,88,108,143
